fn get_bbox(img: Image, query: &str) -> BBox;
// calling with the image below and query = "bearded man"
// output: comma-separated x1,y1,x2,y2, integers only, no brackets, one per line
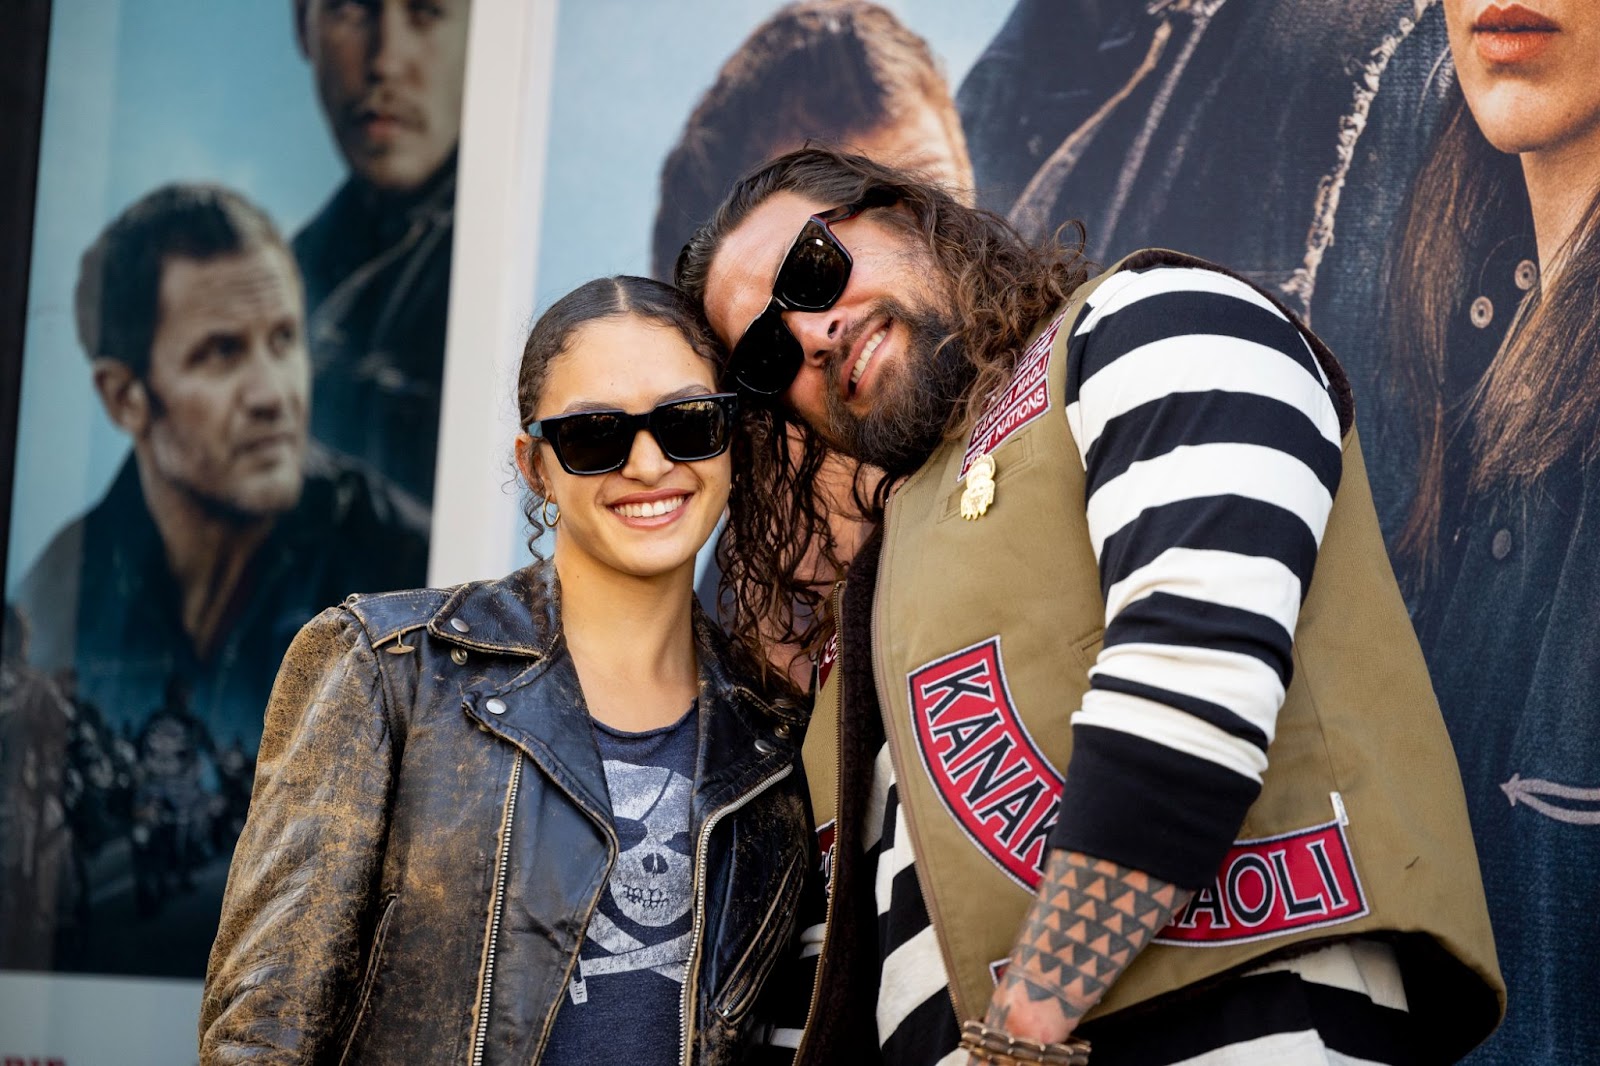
677,148,1503,1066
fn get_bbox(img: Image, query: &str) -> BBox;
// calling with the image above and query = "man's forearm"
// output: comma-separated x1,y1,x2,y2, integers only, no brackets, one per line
983,849,1193,1043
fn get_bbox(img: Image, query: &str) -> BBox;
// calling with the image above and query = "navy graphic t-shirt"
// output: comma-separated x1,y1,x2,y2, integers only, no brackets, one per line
541,704,698,1066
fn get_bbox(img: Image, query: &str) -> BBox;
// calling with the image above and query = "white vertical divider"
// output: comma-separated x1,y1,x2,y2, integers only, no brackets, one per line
427,0,560,587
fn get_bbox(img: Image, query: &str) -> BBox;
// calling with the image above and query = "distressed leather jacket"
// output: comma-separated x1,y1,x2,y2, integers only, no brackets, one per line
200,562,810,1065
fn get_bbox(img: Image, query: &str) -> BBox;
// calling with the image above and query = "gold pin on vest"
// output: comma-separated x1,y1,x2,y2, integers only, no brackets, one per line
960,453,997,519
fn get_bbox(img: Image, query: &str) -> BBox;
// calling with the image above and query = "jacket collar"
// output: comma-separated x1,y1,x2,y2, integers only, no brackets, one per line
428,562,806,722
448,560,806,824
426,563,562,658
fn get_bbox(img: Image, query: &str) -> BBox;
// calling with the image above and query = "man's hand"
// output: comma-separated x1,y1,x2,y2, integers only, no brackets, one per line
981,849,1193,1045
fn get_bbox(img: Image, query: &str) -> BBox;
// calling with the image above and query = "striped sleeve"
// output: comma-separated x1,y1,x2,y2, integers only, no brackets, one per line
1047,265,1343,890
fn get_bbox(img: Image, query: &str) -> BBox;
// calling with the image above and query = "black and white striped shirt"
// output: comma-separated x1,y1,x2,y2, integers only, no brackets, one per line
1051,264,1342,883
772,266,1403,1064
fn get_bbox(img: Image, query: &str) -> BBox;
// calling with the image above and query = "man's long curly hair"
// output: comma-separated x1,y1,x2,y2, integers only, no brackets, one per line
676,146,1090,686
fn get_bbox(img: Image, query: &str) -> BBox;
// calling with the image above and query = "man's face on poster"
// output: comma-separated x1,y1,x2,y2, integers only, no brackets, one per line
297,0,470,192
140,246,310,519
842,96,973,200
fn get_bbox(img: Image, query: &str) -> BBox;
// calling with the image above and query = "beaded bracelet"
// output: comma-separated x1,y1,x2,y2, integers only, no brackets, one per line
958,1020,1092,1065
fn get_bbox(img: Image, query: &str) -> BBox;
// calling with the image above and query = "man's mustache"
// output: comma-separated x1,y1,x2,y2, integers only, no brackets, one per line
346,91,426,131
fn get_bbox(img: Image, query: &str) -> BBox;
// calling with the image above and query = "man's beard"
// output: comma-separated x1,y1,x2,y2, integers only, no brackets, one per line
822,301,974,478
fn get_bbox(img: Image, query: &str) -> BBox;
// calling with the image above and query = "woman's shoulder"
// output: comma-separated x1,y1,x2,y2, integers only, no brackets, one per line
694,608,810,721
337,561,560,655
339,585,456,649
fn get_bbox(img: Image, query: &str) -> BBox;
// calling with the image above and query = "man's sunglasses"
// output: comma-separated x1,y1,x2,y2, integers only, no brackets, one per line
527,393,739,476
727,188,897,398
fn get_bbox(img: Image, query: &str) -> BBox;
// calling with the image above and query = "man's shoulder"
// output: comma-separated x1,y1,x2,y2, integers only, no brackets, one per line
13,458,153,604
1067,252,1297,338
300,447,429,537
12,510,98,671
291,180,363,297
14,514,87,611
291,180,359,256
295,447,431,582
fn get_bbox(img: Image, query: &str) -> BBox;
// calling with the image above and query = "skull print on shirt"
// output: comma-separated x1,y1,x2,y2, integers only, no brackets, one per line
570,755,695,995
542,709,699,1066
607,760,693,928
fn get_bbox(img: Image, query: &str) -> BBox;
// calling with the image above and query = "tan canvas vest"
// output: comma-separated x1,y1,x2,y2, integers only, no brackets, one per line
803,253,1503,1051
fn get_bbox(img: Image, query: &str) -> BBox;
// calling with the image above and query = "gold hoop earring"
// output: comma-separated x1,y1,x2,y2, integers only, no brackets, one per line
542,498,561,527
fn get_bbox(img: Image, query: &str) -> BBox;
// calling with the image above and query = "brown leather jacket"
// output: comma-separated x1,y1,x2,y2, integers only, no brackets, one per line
200,562,810,1065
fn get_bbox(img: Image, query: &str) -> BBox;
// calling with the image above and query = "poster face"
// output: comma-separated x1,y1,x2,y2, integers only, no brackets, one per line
0,0,465,1020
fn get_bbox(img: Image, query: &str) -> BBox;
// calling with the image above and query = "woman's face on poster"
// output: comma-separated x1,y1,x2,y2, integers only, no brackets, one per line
1446,0,1600,158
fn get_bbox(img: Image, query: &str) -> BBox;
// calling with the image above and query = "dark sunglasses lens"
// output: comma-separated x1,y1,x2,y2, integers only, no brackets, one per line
731,312,803,396
553,413,631,473
775,221,850,310
653,398,732,461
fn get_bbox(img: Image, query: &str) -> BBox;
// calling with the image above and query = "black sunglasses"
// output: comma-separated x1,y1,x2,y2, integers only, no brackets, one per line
727,188,897,398
527,393,739,476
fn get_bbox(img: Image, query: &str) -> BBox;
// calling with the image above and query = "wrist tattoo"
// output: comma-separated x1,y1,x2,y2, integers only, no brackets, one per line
988,850,1191,1028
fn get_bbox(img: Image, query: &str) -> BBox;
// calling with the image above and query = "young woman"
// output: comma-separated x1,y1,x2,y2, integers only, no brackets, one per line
1379,2,1600,1062
199,276,809,1065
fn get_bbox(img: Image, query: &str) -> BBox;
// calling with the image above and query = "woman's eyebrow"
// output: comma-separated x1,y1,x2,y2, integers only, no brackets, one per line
558,384,716,415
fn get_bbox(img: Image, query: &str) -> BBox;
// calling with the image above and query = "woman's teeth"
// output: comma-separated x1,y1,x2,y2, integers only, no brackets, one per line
851,326,888,388
612,495,687,519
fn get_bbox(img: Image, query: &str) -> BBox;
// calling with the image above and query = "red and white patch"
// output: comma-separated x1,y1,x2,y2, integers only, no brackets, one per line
958,312,1066,481
816,818,837,893
909,638,1063,890
1154,820,1369,946
816,629,840,690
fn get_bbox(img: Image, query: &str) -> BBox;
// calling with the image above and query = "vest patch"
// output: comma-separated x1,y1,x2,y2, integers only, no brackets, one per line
816,818,837,893
817,629,839,690
908,638,1063,890
1154,820,1369,946
959,311,1067,481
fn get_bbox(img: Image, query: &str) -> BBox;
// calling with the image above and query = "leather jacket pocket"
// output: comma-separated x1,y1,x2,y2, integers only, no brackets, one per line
336,892,399,1065
712,846,805,1027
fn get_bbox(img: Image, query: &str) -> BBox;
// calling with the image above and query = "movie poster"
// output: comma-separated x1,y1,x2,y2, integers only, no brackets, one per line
959,5,1600,1063
1,1,465,1060
3,0,1595,1063
530,2,1597,1063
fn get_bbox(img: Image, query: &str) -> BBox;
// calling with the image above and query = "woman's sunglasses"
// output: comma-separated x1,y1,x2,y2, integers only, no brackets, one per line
727,188,897,398
527,393,739,476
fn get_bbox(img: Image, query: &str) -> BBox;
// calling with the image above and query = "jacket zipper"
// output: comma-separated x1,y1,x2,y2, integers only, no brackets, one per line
713,848,804,1022
468,748,619,1064
678,763,796,1066
470,754,522,1066
792,582,848,1065
869,494,967,1022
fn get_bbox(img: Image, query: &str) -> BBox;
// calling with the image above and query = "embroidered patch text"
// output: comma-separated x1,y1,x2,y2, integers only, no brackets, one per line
909,637,1063,890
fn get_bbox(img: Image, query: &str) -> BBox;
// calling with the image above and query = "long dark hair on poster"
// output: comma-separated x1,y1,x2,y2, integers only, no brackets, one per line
1388,87,1600,583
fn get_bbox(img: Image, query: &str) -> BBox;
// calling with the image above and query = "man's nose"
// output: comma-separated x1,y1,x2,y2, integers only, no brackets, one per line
370,1,422,80
784,306,847,367
241,348,301,416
